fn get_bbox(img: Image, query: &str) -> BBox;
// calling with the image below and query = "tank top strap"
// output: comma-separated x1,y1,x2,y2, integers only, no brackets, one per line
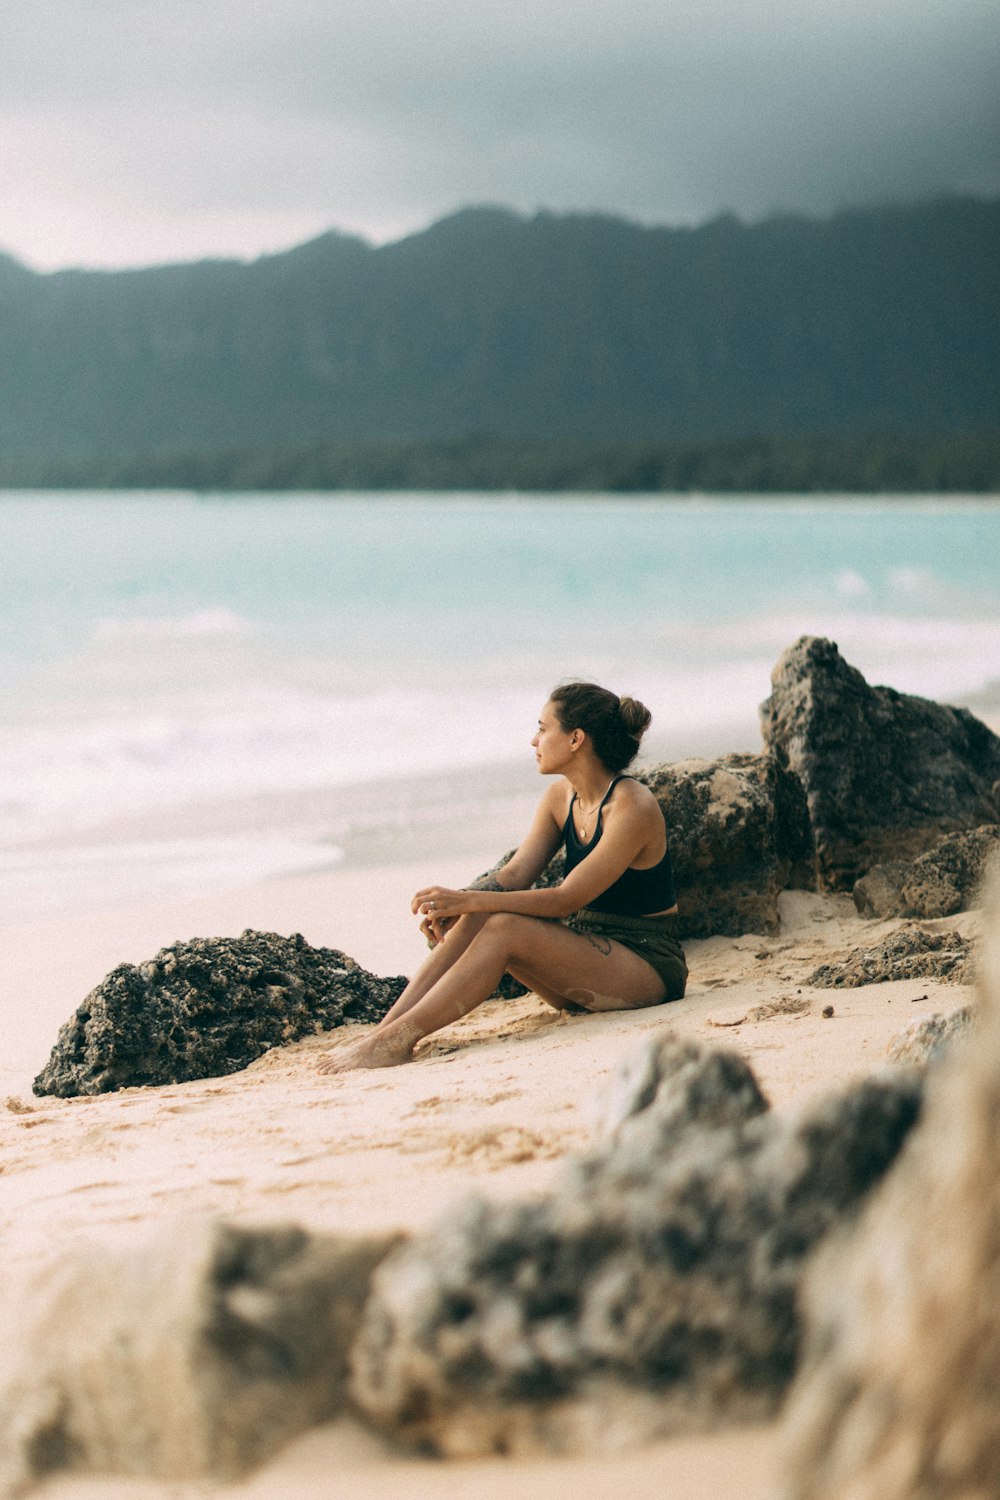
599,773,631,809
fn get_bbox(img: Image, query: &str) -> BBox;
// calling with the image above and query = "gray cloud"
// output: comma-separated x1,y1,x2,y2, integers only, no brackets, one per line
3,0,998,268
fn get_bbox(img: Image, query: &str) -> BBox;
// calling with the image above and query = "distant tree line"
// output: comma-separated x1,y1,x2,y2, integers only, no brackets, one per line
1,429,997,494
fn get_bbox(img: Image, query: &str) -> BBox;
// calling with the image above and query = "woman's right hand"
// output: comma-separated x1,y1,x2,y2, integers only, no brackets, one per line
420,911,456,947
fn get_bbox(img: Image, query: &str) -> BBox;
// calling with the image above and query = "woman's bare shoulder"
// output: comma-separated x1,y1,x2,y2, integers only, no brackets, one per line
610,776,663,820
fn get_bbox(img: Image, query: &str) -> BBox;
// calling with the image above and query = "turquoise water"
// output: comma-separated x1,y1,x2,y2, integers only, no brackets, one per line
5,492,1000,673
2,491,999,911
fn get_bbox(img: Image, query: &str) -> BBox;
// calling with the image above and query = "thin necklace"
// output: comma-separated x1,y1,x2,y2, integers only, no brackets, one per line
574,777,616,837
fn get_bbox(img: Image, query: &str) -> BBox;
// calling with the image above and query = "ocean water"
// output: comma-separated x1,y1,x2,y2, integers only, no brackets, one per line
3,491,999,917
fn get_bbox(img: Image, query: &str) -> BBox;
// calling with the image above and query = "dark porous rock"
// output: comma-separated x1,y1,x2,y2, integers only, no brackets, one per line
638,753,812,938
33,929,408,1097
760,636,1000,891
808,924,973,988
780,871,1000,1500
349,1038,921,1458
0,1219,398,1493
853,824,1000,918
885,1006,975,1067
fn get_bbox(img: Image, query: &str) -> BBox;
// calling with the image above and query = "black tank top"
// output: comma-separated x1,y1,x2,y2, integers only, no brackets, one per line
562,775,677,916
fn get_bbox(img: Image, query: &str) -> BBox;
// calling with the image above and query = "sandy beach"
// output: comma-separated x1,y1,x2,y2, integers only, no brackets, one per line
0,829,978,1500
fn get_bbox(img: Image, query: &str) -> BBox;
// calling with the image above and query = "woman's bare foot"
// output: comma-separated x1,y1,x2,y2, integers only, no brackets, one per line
315,1027,416,1073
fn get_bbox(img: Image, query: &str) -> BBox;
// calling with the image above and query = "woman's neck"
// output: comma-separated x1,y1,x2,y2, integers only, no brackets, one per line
567,764,618,808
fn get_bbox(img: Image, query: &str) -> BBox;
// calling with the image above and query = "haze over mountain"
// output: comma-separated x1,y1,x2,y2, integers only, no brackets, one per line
1,196,997,459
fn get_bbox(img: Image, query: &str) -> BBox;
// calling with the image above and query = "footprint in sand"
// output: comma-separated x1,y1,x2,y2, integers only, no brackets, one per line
4,1097,35,1115
449,1126,557,1167
409,1095,444,1112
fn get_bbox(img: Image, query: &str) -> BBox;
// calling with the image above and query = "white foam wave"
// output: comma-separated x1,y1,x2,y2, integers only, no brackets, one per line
0,685,543,844
834,569,872,598
2,608,999,850
0,837,341,922
682,612,1000,694
91,607,252,641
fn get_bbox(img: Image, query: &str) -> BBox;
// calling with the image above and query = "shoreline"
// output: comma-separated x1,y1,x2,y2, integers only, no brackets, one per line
0,721,759,925
5,698,994,927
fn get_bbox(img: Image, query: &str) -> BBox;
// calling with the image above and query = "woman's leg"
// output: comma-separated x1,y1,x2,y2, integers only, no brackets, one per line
375,913,490,1027
317,914,666,1072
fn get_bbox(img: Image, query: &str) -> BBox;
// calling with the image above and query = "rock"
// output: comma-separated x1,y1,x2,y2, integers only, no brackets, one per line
808,925,973,988
349,1037,921,1458
885,1006,974,1067
760,636,1000,890
33,929,408,1097
853,824,1000,918
0,1219,397,1494
850,860,920,919
638,753,812,938
779,868,1000,1500
591,1031,771,1143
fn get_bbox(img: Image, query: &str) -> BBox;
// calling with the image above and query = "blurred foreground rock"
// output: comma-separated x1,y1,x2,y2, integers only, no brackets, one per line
0,1220,396,1495
853,824,1000,918
808,924,973,987
884,1006,974,1067
350,1034,921,1457
589,1029,769,1142
760,636,1000,890
781,865,1000,1499
33,929,407,1096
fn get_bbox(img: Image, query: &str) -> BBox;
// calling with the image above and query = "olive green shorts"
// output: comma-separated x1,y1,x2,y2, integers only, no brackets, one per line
565,908,688,1002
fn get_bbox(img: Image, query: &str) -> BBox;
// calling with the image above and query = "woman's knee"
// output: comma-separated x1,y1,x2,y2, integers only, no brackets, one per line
476,911,529,954
480,911,521,937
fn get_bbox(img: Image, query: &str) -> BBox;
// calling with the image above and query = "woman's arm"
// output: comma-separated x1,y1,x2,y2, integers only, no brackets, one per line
420,780,566,943
480,781,567,890
413,790,655,924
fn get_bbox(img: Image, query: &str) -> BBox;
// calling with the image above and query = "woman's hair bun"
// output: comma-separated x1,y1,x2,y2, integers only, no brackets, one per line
618,695,652,738
548,681,653,773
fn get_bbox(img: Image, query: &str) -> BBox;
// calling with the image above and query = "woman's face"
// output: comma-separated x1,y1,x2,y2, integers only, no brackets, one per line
531,701,578,774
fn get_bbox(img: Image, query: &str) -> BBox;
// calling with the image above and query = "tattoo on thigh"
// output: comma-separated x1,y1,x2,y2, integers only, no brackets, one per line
585,932,612,956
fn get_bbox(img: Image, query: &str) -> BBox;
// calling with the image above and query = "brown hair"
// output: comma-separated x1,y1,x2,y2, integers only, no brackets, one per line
549,681,652,774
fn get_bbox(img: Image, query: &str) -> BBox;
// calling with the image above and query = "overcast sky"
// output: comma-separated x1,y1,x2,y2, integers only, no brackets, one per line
4,0,998,271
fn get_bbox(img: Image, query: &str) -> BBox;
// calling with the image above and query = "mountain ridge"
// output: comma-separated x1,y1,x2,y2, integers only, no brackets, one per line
1,196,997,456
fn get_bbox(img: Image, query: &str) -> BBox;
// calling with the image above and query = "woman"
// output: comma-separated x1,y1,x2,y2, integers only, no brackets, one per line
317,682,686,1073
